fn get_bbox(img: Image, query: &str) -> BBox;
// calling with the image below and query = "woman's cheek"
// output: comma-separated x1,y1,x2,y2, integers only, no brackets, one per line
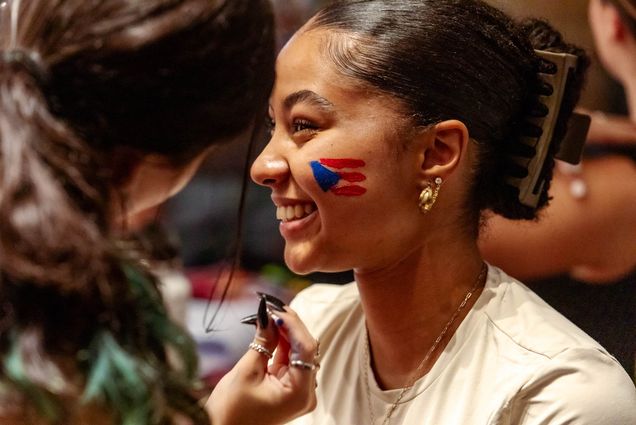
309,157,368,197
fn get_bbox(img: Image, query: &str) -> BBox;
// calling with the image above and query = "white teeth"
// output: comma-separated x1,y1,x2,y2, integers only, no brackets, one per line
286,206,295,221
276,204,316,222
295,205,304,218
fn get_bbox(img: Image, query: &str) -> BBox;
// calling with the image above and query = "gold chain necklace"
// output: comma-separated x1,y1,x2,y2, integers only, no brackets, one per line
362,263,487,425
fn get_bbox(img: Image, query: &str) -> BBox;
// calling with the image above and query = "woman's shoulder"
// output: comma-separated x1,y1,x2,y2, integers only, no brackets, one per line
478,267,636,423
483,266,608,356
505,346,636,424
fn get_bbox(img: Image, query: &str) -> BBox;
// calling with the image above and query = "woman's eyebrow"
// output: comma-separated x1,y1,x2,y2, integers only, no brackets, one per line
283,90,335,113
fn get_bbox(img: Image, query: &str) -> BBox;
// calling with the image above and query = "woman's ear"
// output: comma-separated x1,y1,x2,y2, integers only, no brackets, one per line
417,119,469,182
611,6,629,42
596,0,631,43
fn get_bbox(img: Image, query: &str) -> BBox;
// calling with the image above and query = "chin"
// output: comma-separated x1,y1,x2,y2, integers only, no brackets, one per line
284,253,317,276
284,247,353,276
284,242,330,275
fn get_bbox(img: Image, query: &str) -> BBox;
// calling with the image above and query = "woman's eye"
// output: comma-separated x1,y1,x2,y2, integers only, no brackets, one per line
292,119,319,135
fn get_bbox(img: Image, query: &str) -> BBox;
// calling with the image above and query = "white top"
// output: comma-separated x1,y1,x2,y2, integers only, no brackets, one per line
288,265,636,425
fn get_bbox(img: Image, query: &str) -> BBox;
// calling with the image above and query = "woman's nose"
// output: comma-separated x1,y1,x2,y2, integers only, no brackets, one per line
250,150,290,188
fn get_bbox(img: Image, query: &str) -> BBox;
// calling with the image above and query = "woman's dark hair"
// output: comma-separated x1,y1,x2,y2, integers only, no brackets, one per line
307,0,589,227
0,0,275,423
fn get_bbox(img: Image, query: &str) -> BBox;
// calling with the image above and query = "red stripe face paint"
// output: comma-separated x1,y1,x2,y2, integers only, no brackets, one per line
310,158,367,196
337,172,366,182
319,158,366,169
331,185,367,196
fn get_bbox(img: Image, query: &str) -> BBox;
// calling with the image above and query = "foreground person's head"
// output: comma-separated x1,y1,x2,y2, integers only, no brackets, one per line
0,0,274,423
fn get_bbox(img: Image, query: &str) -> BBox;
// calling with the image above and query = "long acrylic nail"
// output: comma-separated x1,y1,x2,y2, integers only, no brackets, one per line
257,297,268,329
239,314,258,326
257,292,286,312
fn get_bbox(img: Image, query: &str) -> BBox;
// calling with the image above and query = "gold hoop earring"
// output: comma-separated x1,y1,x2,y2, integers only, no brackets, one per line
418,177,443,213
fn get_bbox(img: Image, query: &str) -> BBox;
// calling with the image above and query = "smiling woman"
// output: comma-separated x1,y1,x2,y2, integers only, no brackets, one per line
250,0,636,424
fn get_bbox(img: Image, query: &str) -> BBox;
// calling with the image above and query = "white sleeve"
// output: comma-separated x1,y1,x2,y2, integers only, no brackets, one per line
508,348,636,425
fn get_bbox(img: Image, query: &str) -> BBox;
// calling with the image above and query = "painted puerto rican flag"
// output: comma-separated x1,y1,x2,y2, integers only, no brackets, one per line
309,158,367,196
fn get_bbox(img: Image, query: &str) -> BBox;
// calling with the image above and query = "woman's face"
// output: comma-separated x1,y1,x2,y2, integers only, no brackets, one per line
119,149,210,223
251,30,429,274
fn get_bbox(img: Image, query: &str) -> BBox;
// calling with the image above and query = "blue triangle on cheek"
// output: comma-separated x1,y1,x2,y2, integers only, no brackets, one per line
310,161,341,192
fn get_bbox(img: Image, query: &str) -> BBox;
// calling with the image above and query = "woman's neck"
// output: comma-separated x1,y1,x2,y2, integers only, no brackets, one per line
354,234,484,390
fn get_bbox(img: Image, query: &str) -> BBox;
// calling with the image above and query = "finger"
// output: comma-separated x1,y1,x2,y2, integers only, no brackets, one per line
272,332,291,367
237,298,280,381
269,307,319,384
268,337,290,379
253,296,280,356
272,307,317,361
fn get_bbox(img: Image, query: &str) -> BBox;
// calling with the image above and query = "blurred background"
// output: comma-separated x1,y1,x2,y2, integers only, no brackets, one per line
133,0,630,387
